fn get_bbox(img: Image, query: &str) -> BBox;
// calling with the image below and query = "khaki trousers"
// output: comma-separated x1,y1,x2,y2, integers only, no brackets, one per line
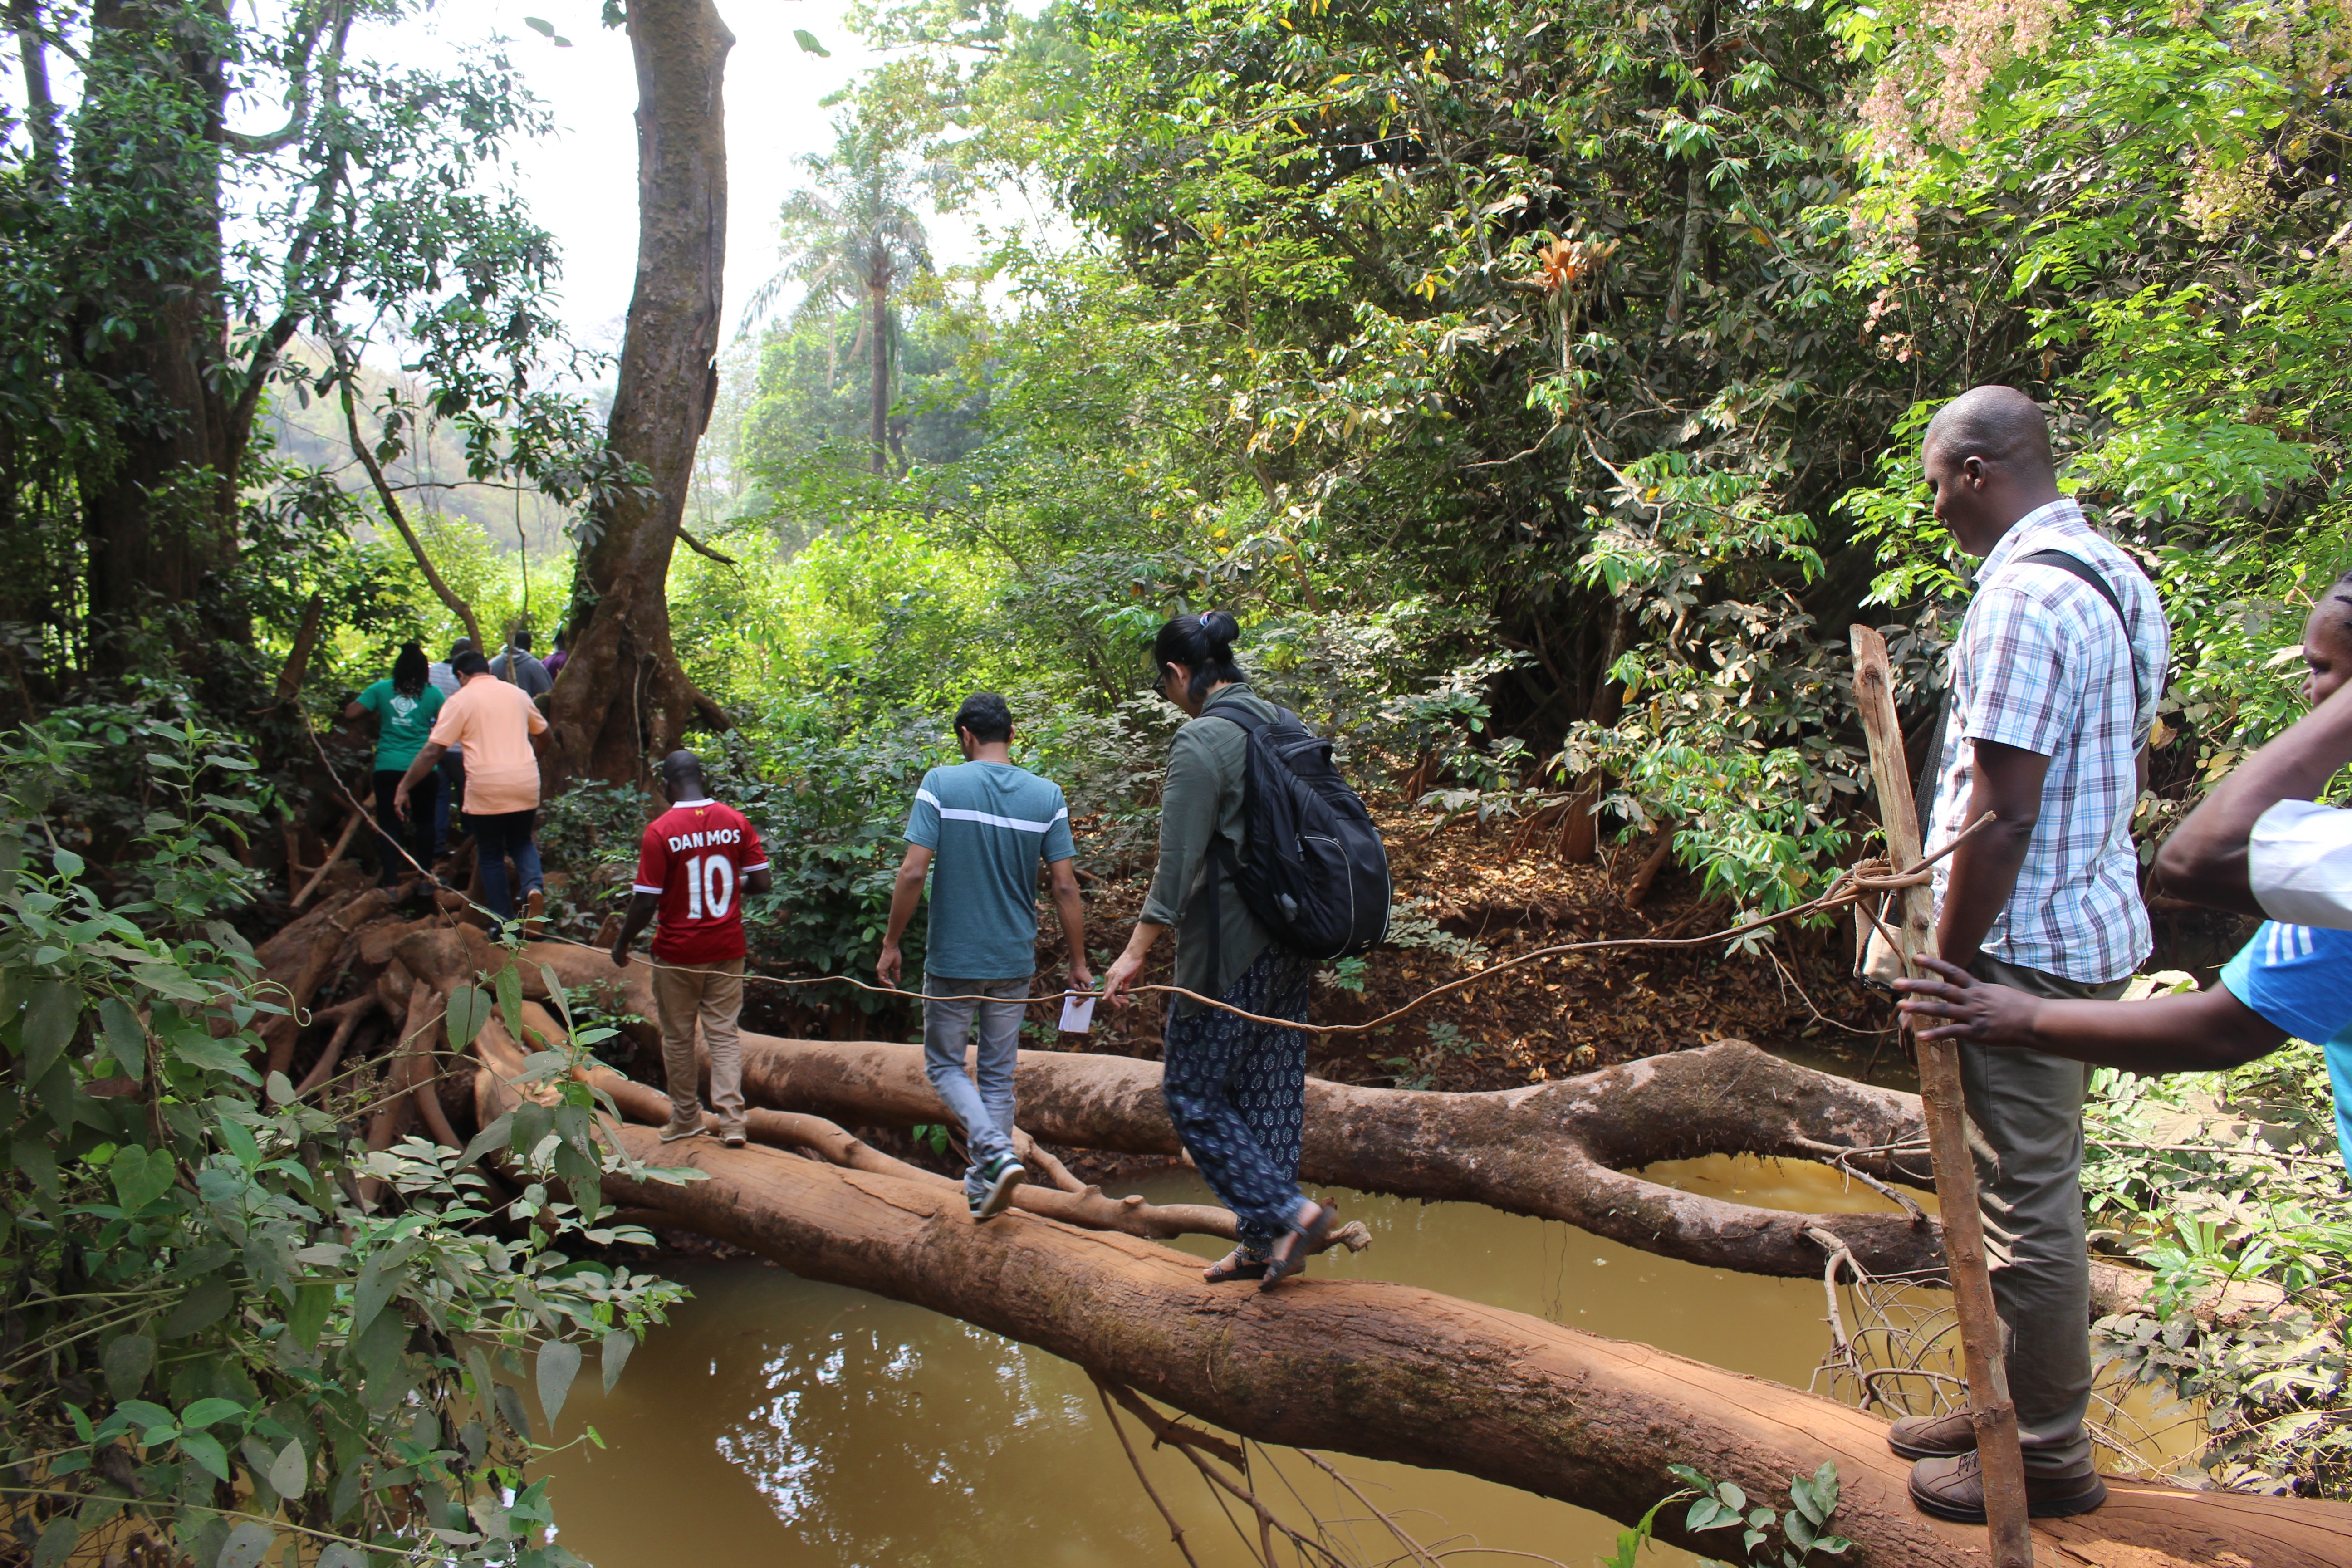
1961,953,2129,1477
652,956,745,1137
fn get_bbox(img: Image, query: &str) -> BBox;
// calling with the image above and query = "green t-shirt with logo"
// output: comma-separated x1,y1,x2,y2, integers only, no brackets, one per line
356,680,446,773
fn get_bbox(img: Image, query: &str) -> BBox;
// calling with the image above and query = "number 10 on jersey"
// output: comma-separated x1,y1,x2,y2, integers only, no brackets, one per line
682,853,735,919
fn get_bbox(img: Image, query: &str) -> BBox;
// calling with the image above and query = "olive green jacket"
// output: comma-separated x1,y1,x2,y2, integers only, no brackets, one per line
1140,685,1279,1017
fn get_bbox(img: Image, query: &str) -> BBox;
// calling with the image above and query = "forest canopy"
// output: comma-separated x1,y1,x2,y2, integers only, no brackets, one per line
8,0,2352,1557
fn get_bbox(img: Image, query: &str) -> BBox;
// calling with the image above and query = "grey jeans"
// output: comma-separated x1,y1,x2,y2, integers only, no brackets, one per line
1961,953,2129,1477
922,973,1030,1195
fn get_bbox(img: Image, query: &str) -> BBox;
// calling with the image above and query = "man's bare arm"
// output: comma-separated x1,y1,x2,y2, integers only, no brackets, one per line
1047,858,1091,990
609,891,660,968
1894,956,2285,1072
877,844,932,989
1935,738,2050,969
2156,678,2352,915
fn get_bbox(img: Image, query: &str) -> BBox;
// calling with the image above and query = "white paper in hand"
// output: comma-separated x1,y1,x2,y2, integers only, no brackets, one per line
1058,992,1098,1034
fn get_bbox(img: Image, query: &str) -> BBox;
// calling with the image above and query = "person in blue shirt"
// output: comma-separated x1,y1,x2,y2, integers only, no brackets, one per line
877,693,1091,1221
1898,583,2352,1170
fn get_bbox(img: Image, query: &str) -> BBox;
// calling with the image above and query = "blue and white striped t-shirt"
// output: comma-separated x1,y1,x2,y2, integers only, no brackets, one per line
905,761,1078,980
2219,920,2352,1172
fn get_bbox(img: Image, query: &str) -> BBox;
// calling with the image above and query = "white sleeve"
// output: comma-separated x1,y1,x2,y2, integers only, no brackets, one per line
2248,798,2352,928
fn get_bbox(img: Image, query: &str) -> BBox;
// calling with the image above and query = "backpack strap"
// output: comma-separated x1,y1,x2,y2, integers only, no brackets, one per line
2014,547,2143,714
1914,548,2149,843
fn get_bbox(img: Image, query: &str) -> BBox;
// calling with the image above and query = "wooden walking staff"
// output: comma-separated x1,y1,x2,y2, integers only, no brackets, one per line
1848,624,2034,1568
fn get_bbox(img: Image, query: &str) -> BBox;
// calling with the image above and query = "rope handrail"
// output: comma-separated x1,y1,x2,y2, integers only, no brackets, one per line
302,712,1985,1036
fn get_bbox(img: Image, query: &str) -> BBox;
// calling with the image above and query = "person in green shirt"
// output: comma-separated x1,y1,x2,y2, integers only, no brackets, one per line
1101,611,1338,1289
345,642,446,888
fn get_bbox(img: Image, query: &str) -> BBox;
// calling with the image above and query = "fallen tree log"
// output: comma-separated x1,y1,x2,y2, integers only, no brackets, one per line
595,1127,2352,1568
515,946,2275,1321
514,945,2217,1314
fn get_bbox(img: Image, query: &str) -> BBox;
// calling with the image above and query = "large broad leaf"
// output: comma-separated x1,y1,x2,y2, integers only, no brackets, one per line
110,1144,175,1214
216,1521,275,1568
30,1517,77,1568
494,1381,534,1443
177,1430,231,1482
97,997,146,1079
289,1281,335,1352
494,963,524,1041
158,1274,234,1340
269,1436,307,1500
459,1111,514,1171
101,1333,154,1400
179,1397,245,1430
444,984,491,1050
19,979,78,1083
318,1547,368,1568
601,1328,635,1394
794,26,831,55
536,1337,582,1430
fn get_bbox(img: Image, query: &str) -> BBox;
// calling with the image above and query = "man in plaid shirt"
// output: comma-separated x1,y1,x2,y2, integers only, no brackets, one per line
1896,386,2169,1523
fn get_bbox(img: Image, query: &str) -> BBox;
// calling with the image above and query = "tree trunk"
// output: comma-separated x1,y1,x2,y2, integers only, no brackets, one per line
78,1,238,669
550,0,734,784
600,1129,2352,1568
868,271,889,475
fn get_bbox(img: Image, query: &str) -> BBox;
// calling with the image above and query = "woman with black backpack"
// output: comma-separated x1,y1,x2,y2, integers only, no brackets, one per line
1101,611,1341,1289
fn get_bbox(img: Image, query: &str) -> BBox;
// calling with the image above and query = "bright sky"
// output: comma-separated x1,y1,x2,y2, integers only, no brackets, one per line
383,0,1033,350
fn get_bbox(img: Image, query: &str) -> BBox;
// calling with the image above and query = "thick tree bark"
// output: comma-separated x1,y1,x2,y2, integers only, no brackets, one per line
868,273,888,475
599,1128,2352,1568
515,942,2281,1323
78,1,237,665
550,0,734,784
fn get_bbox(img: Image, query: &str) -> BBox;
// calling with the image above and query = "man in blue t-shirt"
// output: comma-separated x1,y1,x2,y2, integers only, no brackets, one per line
1894,917,2352,1172
877,693,1090,1220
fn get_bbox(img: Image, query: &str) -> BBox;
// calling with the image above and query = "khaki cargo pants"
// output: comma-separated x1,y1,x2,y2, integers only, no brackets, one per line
652,956,745,1138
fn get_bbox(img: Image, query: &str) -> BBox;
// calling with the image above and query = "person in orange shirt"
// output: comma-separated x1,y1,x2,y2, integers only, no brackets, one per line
394,647,549,932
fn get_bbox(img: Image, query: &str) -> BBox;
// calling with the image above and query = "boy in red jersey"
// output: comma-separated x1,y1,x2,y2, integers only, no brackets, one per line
610,751,772,1146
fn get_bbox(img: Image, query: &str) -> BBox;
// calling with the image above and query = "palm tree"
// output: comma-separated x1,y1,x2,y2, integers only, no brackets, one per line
741,116,938,475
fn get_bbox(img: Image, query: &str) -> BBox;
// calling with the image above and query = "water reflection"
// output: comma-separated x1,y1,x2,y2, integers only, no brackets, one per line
537,1158,1947,1568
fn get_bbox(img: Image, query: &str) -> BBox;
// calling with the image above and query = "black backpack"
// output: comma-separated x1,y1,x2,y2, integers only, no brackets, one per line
1204,701,1392,988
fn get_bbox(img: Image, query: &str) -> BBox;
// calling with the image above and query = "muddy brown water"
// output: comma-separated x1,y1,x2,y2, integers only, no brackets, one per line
533,1153,1995,1568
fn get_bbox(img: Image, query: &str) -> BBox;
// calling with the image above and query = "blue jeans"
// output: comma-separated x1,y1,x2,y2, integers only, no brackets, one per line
1161,946,1316,1253
469,807,542,926
923,973,1029,1197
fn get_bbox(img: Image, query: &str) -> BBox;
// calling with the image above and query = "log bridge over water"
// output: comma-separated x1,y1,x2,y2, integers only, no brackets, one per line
261,895,2352,1567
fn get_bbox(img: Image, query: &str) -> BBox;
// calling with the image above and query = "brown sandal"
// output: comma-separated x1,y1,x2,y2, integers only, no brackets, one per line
1204,1248,1270,1283
1259,1200,1337,1291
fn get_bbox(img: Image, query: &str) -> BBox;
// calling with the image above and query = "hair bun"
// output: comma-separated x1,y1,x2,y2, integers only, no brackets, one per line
1199,610,1240,650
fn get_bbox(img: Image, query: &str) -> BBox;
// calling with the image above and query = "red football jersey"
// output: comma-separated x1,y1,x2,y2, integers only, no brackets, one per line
633,799,768,964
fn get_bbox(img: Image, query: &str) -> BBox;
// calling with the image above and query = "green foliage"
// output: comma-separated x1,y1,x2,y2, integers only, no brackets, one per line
1598,1461,1851,1567
2082,1035,2352,1494
0,713,687,1563
1672,1459,1852,1567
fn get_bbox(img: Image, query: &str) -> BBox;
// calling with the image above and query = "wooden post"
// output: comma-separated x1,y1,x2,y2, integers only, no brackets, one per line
1849,624,2034,1568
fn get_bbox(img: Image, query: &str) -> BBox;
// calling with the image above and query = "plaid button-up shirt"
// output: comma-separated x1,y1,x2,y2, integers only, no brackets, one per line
1926,499,2170,983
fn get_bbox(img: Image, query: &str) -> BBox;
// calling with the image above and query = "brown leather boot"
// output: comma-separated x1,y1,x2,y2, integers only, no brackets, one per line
1909,1453,2109,1522
1887,1410,1976,1460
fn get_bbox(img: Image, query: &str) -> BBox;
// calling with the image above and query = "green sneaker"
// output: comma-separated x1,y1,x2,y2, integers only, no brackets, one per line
970,1154,1027,1222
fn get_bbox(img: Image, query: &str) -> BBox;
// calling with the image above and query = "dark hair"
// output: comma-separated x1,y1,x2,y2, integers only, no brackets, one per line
511,627,533,652
1152,611,1245,704
954,691,1014,745
451,648,491,678
391,641,429,698
448,637,474,661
